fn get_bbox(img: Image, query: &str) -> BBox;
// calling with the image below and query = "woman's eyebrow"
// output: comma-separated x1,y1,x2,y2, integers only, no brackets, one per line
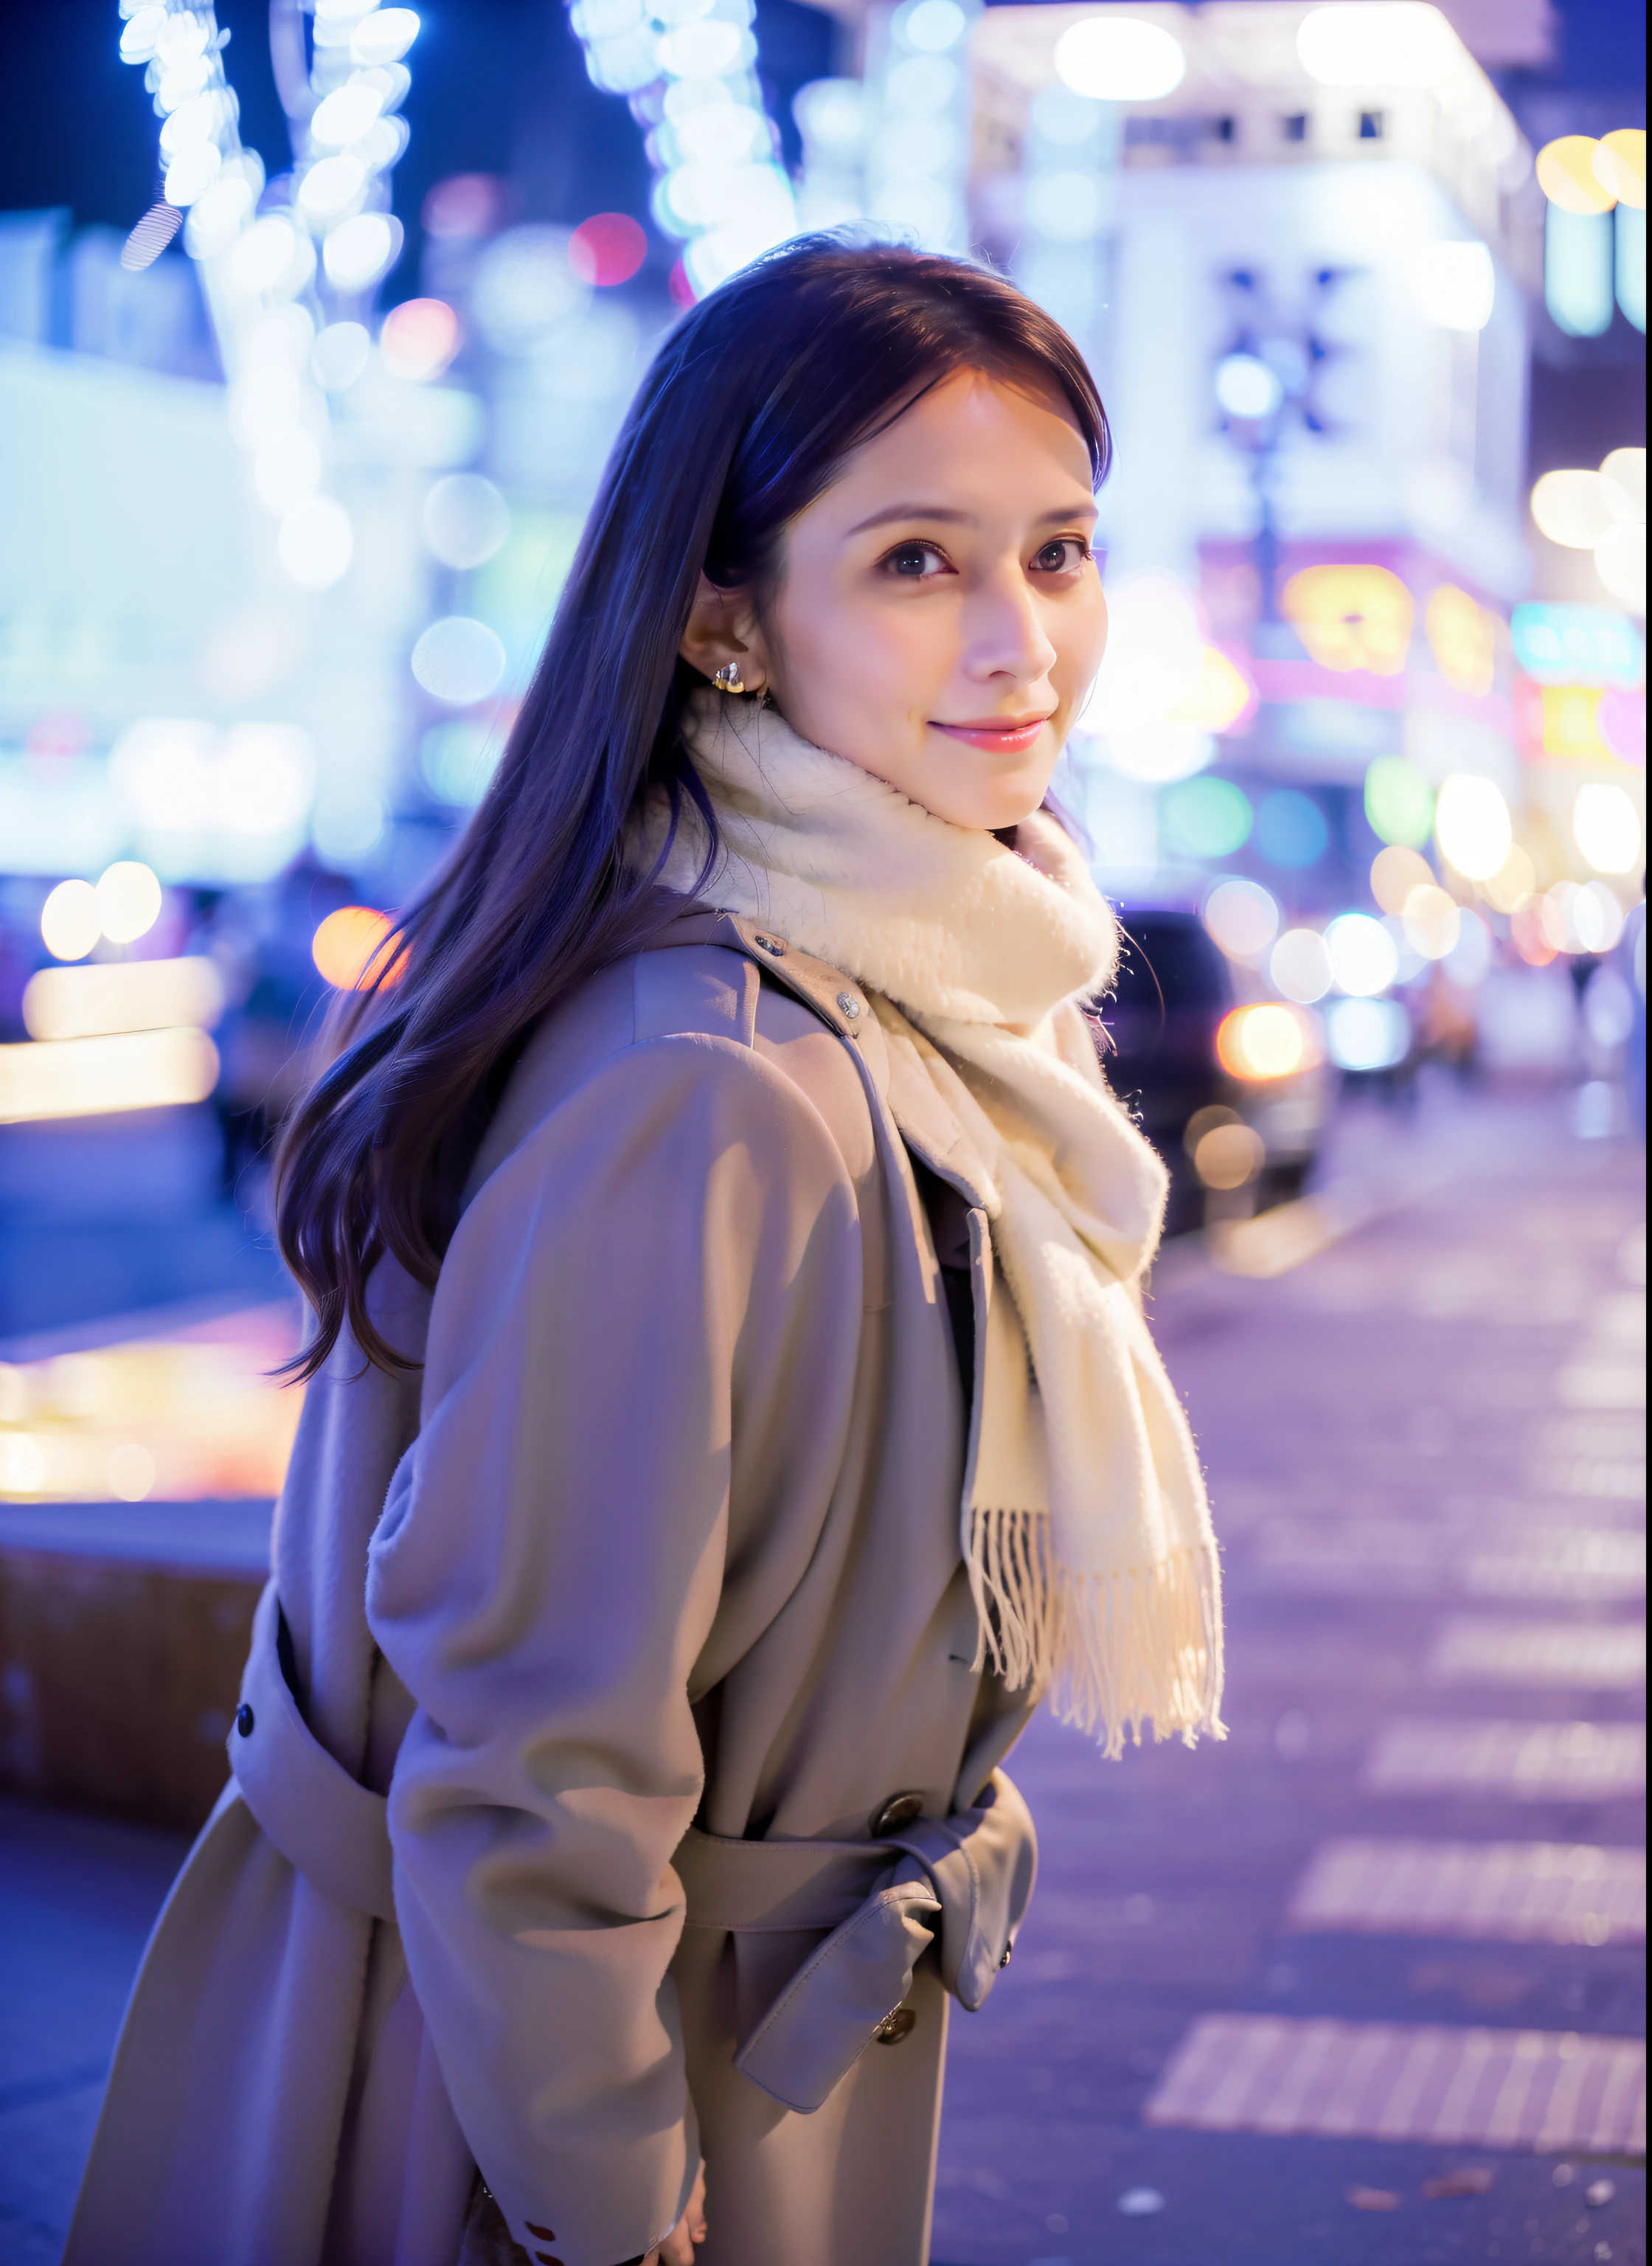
846,499,1098,536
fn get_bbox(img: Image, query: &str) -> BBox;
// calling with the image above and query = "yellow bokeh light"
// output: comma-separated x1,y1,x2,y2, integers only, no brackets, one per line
1424,584,1496,695
1282,564,1414,676
1536,135,1617,216
1540,685,1608,762
1594,128,1646,212
1485,845,1537,914
1370,845,1434,915
1166,645,1256,733
1401,883,1462,960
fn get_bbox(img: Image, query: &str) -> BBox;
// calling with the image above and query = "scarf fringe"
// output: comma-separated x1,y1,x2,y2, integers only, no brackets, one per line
968,1508,1226,1761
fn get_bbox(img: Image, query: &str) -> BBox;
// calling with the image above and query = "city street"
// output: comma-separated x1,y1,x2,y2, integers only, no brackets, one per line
0,1090,1644,2266
933,1094,1645,2265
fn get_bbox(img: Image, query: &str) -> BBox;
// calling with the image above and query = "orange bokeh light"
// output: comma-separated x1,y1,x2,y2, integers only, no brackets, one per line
1216,1002,1319,1081
312,906,403,991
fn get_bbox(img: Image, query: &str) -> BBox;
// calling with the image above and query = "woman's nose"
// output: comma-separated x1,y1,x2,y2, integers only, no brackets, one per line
962,569,1058,685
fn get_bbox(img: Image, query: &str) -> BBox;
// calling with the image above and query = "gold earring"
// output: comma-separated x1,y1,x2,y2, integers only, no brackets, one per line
712,661,746,695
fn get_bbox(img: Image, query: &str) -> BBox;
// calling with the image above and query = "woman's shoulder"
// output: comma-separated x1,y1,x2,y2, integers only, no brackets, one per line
465,935,881,1208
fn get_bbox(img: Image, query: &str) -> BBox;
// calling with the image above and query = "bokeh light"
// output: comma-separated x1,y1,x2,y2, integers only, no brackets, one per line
94,862,164,946
1531,469,1617,548
420,718,505,805
1215,354,1282,420
1434,773,1513,881
1192,1120,1264,1191
1297,3,1458,87
1283,564,1413,675
1485,845,1538,914
1537,136,1617,216
421,474,510,569
1370,845,1434,915
1572,782,1642,874
1593,522,1646,611
0,1030,220,1126
1054,16,1185,100
1161,777,1252,859
351,6,421,66
1364,757,1435,849
41,881,101,964
311,906,401,991
1203,877,1280,961
1325,912,1400,997
312,319,372,392
1326,997,1409,1073
1541,879,1627,955
1401,883,1461,961
412,617,509,705
381,297,461,381
1254,789,1329,869
323,212,403,291
569,213,649,286
1270,929,1334,1006
311,788,387,869
1216,1002,1318,1081
1595,129,1647,209
1424,585,1496,694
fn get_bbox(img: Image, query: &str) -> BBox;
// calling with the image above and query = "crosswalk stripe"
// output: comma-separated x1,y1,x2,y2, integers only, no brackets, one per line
1145,2014,1645,2153
1285,1837,1644,1944
1429,1617,1646,1687
1251,1523,1645,1602
1364,1718,1646,1799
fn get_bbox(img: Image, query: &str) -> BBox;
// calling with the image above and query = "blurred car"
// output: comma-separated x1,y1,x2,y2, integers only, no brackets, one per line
1098,907,1330,1236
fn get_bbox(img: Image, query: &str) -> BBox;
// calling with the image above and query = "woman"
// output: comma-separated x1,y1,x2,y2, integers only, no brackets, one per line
67,237,1221,2266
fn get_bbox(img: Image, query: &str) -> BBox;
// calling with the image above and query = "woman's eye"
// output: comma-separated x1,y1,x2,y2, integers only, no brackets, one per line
1032,537,1089,574
884,542,949,579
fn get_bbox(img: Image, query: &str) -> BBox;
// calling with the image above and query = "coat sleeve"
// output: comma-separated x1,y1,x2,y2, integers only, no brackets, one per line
366,1032,864,2266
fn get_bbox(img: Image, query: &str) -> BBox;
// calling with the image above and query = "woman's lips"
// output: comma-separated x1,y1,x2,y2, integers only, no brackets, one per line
929,716,1052,754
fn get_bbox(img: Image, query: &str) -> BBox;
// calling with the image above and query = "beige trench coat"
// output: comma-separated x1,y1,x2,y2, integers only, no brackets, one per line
66,909,1039,2266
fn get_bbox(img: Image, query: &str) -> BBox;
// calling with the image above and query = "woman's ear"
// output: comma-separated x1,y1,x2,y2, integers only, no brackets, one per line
678,575,772,693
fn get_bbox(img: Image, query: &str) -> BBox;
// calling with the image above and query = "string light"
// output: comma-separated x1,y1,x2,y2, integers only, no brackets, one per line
567,0,798,296
116,1,422,586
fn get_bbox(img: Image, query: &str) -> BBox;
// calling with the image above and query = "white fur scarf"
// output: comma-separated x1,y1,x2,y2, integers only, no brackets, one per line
642,690,1224,1756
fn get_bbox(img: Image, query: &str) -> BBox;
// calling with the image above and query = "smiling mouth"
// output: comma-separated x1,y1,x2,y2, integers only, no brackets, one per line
929,716,1053,753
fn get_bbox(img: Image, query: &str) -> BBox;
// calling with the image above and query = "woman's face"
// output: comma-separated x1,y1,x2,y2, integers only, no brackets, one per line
680,369,1108,831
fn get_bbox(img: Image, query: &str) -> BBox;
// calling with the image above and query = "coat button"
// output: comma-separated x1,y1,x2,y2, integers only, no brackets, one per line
235,1704,254,1736
872,2006,917,2045
870,1791,924,1836
836,991,862,1019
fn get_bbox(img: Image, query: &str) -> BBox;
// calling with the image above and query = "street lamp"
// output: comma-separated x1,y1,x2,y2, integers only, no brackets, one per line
1212,268,1350,637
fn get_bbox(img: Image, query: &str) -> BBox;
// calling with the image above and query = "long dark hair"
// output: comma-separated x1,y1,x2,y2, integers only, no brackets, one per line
277,235,1111,1377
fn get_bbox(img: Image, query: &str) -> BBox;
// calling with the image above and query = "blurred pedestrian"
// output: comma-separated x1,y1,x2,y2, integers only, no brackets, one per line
68,239,1222,2266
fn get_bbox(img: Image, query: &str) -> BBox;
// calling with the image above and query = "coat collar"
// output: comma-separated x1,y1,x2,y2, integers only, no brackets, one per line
648,901,994,1213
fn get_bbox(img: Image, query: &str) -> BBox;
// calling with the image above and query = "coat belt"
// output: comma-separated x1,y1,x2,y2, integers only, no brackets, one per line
675,1771,1038,2115
227,1584,1038,2116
